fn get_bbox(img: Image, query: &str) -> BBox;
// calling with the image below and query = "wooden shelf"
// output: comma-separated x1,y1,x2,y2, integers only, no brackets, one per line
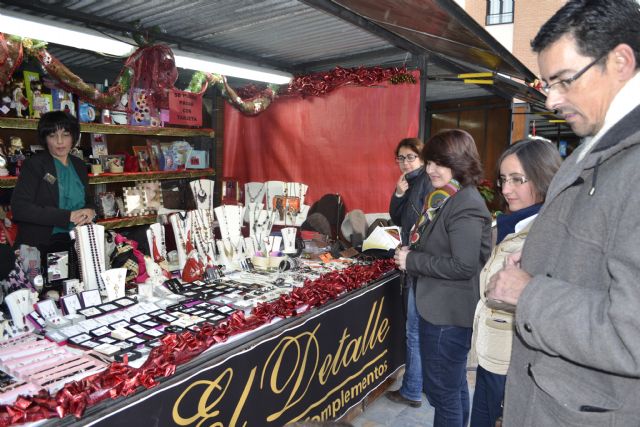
0,176,17,189
96,214,158,230
89,168,215,184
0,168,214,188
0,117,214,137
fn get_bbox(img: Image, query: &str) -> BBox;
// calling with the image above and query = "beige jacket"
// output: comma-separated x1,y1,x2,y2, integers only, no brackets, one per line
473,220,533,375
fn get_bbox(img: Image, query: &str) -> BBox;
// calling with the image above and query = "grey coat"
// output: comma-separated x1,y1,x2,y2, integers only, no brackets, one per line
504,105,640,426
406,186,492,328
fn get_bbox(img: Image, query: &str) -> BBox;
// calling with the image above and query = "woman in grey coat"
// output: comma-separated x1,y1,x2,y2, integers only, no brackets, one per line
395,129,492,427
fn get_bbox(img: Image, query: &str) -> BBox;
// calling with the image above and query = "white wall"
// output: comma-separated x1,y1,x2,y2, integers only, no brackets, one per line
485,23,513,52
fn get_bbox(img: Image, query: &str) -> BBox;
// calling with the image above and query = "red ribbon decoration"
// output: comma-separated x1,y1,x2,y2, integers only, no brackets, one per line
0,259,395,426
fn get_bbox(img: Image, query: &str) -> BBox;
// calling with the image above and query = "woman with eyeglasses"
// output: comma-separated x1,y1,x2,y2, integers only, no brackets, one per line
470,138,562,427
386,138,433,408
394,129,492,427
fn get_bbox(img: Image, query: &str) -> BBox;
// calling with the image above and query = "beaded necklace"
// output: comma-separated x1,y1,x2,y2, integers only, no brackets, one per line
86,225,106,292
172,212,189,253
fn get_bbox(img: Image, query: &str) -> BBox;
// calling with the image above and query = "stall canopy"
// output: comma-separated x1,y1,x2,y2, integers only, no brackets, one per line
0,0,543,104
1,0,552,212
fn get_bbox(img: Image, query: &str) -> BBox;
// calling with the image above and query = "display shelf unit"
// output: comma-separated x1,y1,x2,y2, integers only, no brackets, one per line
0,168,215,188
0,117,216,229
96,214,158,230
0,117,214,137
89,168,215,185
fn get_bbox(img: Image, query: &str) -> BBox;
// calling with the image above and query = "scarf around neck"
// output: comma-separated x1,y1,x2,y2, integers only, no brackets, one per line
409,179,461,246
496,203,542,244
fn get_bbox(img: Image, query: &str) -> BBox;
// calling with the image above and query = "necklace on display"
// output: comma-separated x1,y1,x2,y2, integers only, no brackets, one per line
151,227,166,260
222,238,234,258
172,212,189,253
196,180,208,204
246,183,264,203
86,225,105,292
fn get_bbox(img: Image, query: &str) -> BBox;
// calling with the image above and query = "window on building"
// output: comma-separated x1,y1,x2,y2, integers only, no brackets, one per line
486,0,514,25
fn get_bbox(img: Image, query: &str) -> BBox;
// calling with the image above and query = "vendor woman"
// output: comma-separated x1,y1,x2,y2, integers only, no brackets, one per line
11,110,95,254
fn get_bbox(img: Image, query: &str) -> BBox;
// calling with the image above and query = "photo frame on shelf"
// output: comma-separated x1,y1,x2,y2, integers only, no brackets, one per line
160,143,177,171
90,134,108,157
122,187,145,216
97,192,118,219
187,150,208,169
102,154,125,173
146,139,162,171
132,146,151,172
171,140,192,170
137,181,163,212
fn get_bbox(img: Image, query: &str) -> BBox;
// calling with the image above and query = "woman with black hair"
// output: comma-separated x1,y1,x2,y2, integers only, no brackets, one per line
11,110,95,251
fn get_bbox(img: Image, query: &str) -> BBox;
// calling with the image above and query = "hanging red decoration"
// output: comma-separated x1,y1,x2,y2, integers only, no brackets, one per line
0,34,23,90
287,65,415,97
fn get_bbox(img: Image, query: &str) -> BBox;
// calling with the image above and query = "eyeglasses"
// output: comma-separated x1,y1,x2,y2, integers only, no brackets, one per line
496,176,529,188
396,154,419,163
541,53,607,94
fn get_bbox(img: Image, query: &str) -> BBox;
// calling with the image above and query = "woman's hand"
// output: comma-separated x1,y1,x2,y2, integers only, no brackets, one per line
394,245,410,271
395,174,408,197
70,208,96,226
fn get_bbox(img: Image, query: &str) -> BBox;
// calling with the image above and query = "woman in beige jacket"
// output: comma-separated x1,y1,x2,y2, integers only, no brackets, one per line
470,138,561,427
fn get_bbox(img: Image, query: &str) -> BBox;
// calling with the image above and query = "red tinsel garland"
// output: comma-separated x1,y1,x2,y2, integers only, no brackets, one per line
0,258,396,426
232,65,416,100
287,65,415,97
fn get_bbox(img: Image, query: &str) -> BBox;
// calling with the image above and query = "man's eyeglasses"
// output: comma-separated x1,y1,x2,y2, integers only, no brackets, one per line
496,176,529,188
541,53,607,94
396,154,419,163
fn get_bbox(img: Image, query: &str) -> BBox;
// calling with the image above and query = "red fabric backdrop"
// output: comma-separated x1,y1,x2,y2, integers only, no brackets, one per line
223,73,420,213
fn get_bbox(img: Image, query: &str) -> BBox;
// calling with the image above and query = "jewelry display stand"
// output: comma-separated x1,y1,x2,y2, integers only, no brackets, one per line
5,289,37,332
251,209,275,253
264,180,310,226
281,227,297,254
190,209,217,267
264,236,282,255
243,237,257,257
74,224,107,294
246,202,265,230
169,211,190,271
214,205,247,270
189,179,215,211
101,268,127,301
244,183,266,222
215,240,234,271
146,223,166,260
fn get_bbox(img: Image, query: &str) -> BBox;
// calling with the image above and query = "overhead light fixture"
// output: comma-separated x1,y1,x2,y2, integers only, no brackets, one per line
0,9,134,56
173,50,292,85
0,9,292,84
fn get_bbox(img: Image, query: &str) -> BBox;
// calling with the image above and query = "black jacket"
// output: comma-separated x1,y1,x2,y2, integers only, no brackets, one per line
406,186,492,327
388,168,432,245
11,151,93,247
